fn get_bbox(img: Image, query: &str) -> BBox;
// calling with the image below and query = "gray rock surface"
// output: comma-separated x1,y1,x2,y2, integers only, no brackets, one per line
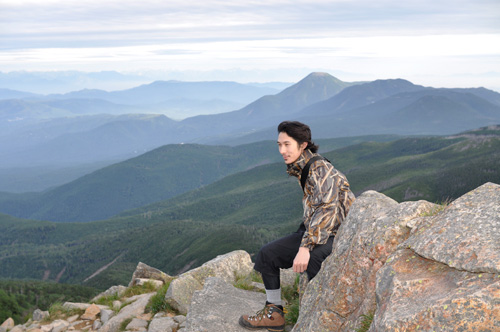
404,182,500,273
129,262,171,287
32,309,49,322
148,317,177,332
125,318,148,331
165,250,253,314
182,277,266,332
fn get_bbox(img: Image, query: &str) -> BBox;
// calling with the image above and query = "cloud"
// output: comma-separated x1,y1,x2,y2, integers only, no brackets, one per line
3,0,499,45
0,0,499,90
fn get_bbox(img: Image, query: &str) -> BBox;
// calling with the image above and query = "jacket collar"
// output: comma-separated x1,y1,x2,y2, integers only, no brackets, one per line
286,149,316,178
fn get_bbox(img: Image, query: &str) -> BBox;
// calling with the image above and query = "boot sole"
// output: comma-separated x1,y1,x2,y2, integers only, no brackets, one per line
267,327,285,332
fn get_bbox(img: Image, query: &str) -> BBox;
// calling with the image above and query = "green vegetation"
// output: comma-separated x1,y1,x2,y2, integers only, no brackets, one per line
93,292,121,310
355,311,375,332
146,281,177,315
0,128,499,320
46,302,84,322
233,271,264,292
0,135,402,222
282,274,300,326
419,199,451,217
120,317,133,331
122,281,158,298
0,279,97,324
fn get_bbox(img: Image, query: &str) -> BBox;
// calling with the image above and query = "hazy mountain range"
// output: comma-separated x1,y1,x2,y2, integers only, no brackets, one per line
1,72,500,193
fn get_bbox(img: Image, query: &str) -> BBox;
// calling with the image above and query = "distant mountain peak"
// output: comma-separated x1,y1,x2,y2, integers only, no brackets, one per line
307,72,332,77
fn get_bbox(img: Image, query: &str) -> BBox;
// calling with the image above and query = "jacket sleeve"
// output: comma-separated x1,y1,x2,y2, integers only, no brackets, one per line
300,162,349,250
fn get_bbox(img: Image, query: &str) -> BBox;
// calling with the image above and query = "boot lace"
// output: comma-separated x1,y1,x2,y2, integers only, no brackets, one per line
248,305,287,321
248,306,271,321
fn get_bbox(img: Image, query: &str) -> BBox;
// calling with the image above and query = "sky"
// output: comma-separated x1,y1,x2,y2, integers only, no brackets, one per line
1,0,500,90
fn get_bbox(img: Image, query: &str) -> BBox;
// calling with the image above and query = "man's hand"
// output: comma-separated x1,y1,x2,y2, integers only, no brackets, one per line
293,247,310,273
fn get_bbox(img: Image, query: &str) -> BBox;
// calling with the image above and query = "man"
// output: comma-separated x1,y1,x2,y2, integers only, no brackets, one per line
239,121,355,331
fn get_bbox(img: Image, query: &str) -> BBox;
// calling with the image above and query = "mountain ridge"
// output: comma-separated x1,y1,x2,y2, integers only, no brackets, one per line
2,72,500,193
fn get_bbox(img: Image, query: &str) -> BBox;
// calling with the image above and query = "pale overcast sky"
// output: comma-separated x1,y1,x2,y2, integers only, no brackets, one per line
1,0,499,90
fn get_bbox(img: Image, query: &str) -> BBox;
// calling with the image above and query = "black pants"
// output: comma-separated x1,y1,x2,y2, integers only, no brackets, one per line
253,224,334,290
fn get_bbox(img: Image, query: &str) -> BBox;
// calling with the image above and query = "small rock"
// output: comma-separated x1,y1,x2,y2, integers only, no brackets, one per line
25,323,40,331
100,309,114,324
51,320,69,332
32,309,49,322
92,320,102,330
81,303,100,320
1,318,14,329
173,316,186,325
40,324,52,332
26,328,42,332
148,317,176,332
10,326,24,332
112,300,122,311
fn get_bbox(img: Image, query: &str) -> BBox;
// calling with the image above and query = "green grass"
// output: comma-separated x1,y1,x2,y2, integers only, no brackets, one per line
355,312,375,332
419,199,451,217
122,281,158,298
46,302,84,322
93,293,121,312
233,271,265,292
119,318,133,331
146,280,178,315
282,274,300,326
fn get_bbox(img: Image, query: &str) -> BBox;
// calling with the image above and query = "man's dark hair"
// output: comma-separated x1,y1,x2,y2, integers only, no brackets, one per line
277,121,319,153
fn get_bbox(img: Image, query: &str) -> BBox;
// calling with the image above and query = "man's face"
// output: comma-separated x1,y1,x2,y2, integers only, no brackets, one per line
277,132,307,164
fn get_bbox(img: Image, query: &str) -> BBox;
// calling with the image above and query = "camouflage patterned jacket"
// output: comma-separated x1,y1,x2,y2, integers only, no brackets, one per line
287,149,355,250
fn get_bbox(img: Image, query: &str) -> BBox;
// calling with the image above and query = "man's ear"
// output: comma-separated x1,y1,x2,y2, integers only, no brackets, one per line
300,142,308,151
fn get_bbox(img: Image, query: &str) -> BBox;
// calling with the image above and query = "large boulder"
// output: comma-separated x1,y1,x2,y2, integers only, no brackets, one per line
293,190,434,331
292,182,500,332
372,182,500,331
165,250,254,314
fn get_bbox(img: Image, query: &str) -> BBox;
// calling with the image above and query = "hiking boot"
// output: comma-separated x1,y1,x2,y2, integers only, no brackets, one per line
239,303,285,331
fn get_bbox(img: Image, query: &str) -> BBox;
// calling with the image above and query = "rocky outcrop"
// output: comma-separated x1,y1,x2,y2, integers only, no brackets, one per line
99,293,155,332
165,250,254,314
128,262,172,287
293,182,500,332
371,182,500,331
2,183,498,332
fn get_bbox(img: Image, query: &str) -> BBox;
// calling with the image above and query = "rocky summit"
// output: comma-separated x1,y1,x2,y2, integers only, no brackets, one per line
1,182,499,332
